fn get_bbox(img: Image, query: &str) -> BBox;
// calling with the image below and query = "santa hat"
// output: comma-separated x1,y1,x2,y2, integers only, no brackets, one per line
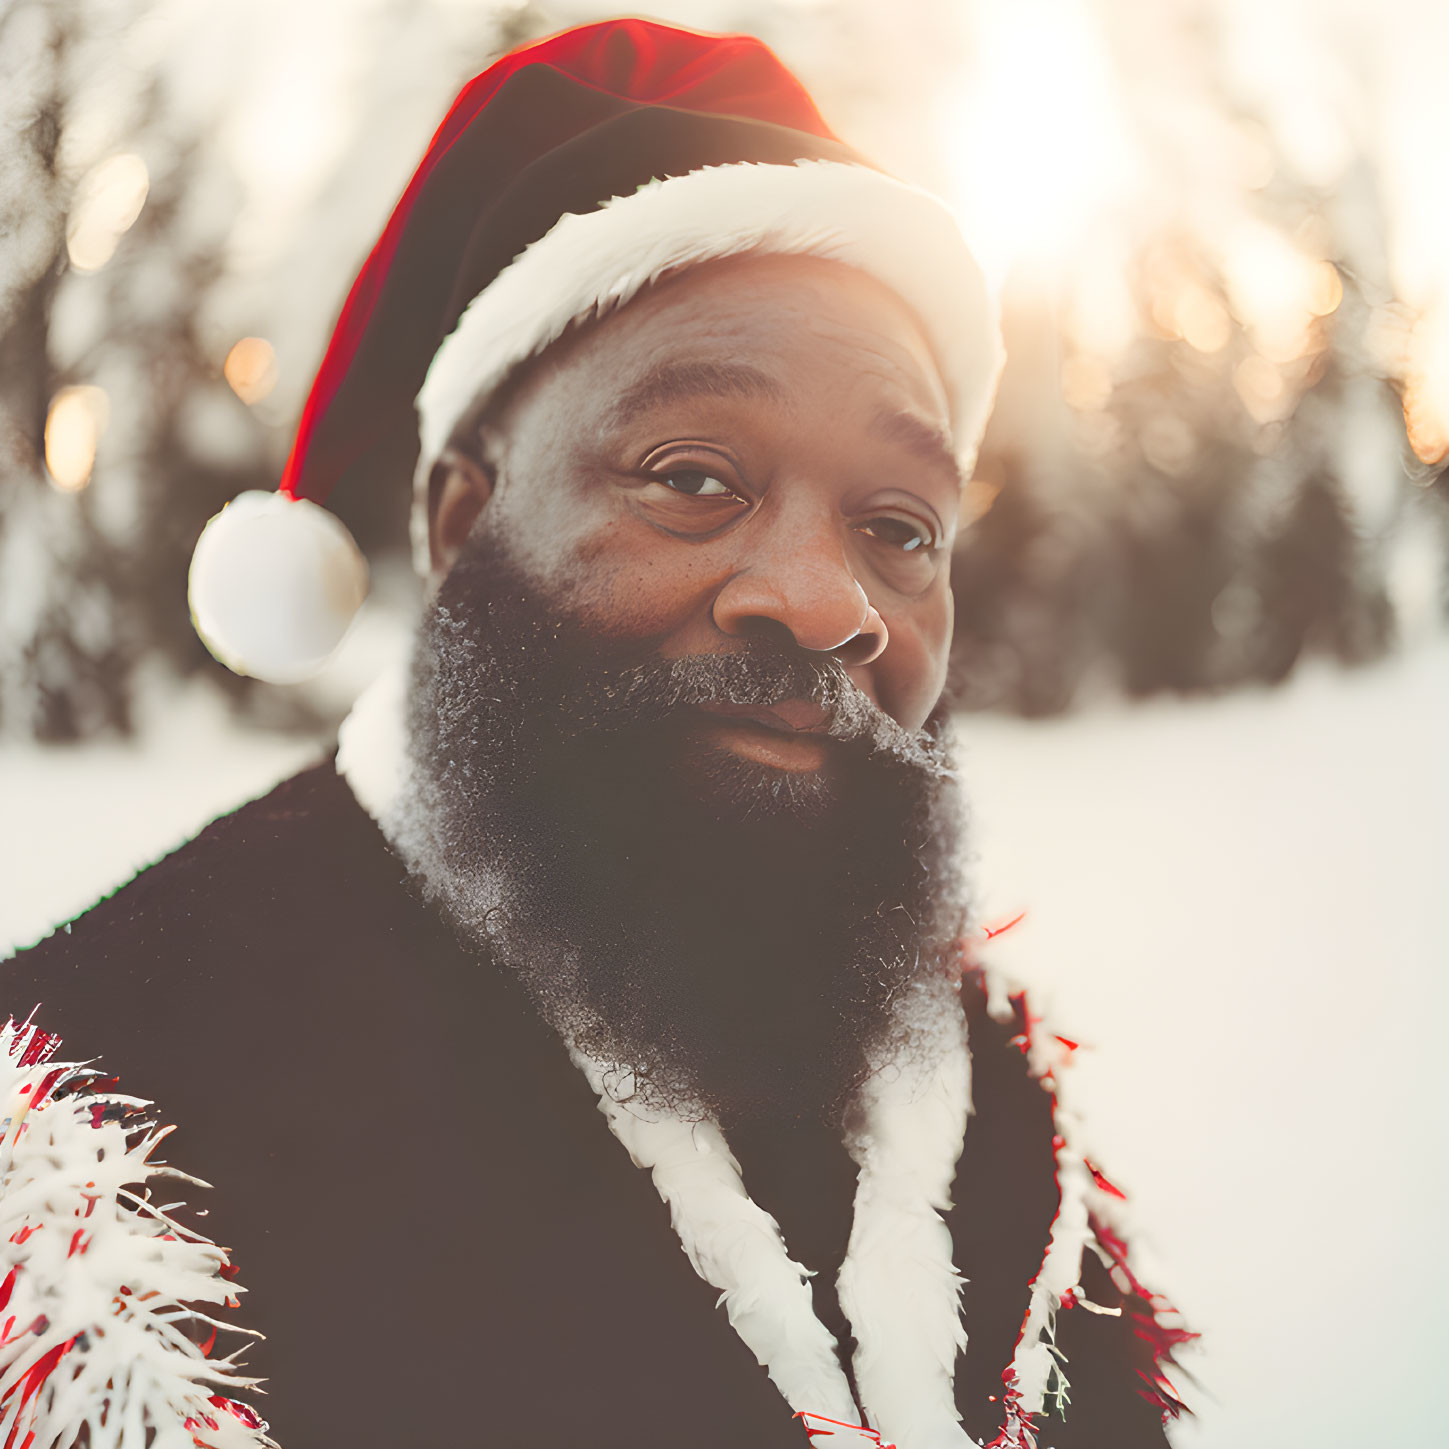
188,17,1002,684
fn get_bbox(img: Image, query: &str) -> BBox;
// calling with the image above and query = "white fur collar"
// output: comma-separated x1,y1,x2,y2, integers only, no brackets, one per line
571,1012,975,1449
336,660,410,822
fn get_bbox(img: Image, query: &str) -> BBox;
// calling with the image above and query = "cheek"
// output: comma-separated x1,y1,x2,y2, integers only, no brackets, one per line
491,434,723,640
506,507,722,643
875,593,952,732
581,550,720,641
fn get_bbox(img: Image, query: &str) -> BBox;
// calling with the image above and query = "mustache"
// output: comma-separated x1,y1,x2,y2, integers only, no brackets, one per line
566,637,951,777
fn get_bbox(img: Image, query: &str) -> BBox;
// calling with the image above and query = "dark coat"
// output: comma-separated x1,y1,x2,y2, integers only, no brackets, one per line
2,762,1179,1448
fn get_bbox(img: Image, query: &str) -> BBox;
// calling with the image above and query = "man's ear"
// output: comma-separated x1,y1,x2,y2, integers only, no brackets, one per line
428,447,495,576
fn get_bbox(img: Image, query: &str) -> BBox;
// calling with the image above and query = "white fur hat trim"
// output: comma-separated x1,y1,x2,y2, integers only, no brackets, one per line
411,158,1002,568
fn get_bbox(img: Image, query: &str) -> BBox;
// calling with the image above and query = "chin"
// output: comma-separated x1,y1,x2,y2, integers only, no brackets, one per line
668,742,842,824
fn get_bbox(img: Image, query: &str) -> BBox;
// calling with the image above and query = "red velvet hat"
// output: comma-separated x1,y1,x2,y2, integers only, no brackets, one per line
189,17,1001,683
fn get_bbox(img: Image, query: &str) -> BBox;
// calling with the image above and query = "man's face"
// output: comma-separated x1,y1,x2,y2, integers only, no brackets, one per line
402,255,969,1124
430,253,961,753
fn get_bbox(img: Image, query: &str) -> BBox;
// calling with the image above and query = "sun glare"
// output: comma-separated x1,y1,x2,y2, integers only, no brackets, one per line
940,0,1139,289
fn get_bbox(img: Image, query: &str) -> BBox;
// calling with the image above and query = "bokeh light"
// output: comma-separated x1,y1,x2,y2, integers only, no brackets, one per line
66,154,149,272
224,337,278,405
1404,306,1449,464
44,386,110,492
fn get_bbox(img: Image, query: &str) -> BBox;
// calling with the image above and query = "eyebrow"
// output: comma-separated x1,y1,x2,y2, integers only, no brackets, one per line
607,360,786,427
870,409,963,486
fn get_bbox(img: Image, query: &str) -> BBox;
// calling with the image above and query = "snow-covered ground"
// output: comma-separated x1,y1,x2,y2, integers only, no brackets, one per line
963,639,1449,1448
2,639,1446,1447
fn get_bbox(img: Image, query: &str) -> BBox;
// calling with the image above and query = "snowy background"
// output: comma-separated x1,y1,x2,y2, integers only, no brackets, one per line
3,0,1448,1445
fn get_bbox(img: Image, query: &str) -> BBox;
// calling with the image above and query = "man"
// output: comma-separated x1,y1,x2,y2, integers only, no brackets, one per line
1,19,1188,1449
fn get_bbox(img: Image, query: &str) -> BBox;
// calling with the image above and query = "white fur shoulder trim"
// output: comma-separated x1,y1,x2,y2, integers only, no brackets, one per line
336,657,410,825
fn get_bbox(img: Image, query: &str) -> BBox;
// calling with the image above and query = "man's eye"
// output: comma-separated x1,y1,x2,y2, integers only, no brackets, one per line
859,516,934,552
659,469,736,498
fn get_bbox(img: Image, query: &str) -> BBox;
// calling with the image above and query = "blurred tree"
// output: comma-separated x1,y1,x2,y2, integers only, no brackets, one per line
949,32,1432,712
0,0,136,740
0,0,544,742
0,0,281,740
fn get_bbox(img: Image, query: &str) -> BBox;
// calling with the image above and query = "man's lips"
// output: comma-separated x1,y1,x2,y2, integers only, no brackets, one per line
693,699,832,734
689,699,834,773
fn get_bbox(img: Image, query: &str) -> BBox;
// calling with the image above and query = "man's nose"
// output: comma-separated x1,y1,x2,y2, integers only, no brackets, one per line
711,517,888,665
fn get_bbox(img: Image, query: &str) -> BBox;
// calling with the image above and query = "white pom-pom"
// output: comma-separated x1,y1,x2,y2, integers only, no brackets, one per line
188,490,369,684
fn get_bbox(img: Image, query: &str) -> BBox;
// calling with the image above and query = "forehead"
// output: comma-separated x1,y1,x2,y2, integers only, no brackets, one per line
502,253,952,431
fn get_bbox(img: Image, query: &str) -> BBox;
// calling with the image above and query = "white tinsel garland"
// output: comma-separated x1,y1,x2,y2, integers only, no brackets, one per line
0,1018,273,1449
